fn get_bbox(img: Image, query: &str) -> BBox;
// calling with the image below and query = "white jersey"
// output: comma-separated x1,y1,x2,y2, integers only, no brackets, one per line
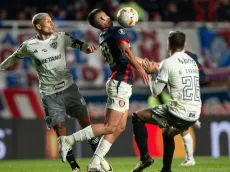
157,52,201,121
0,32,86,95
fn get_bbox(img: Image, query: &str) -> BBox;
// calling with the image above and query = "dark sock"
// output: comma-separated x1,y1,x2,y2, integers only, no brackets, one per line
66,149,80,169
132,113,149,162
88,137,99,152
162,133,175,172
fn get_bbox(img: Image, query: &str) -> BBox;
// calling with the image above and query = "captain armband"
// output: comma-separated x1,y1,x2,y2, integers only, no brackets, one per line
72,39,84,50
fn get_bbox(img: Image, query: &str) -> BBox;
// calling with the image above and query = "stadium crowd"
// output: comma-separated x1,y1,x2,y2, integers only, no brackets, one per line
0,0,230,23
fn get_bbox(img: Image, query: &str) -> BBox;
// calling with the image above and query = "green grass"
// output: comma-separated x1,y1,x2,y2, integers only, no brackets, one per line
0,157,229,172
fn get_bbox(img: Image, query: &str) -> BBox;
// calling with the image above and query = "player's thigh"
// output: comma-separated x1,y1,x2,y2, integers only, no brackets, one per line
144,104,170,127
104,108,124,128
136,108,156,123
168,115,196,133
118,109,129,131
63,84,89,119
41,93,65,129
106,79,132,114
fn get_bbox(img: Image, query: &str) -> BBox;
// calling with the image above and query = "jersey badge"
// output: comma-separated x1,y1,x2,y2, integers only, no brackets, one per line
119,99,126,107
50,42,57,49
118,28,125,35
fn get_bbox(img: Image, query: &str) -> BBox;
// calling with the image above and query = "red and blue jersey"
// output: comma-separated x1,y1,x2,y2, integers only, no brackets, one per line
99,26,134,84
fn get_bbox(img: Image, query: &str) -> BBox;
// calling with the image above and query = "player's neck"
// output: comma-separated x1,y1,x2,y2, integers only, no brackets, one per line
37,33,52,40
170,49,184,56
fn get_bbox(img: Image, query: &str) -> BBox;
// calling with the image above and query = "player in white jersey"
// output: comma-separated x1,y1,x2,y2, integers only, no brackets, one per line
131,31,202,172
0,13,112,172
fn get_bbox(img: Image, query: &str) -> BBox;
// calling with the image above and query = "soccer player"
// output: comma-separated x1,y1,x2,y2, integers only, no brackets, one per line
58,9,152,172
0,13,108,172
131,31,202,172
147,50,206,167
179,50,206,166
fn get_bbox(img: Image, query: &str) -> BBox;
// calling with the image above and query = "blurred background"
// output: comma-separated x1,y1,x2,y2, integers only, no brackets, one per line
0,0,230,160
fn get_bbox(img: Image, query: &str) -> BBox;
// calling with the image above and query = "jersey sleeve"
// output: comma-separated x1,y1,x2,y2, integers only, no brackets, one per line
0,41,28,71
11,41,28,59
185,51,207,85
63,32,85,50
156,60,170,84
114,27,130,44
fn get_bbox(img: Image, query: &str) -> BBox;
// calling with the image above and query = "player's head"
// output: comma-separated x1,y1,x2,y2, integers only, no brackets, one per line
167,31,186,54
87,9,113,30
32,13,55,35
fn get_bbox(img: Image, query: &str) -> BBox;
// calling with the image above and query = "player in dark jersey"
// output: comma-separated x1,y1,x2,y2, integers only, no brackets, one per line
58,9,155,172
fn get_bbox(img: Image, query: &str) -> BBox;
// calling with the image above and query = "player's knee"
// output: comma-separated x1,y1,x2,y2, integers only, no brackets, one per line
53,122,66,136
53,121,65,130
104,124,117,134
132,112,144,124
162,127,179,138
116,124,126,134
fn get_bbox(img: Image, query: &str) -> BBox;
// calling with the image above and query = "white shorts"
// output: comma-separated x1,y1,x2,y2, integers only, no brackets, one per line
106,79,132,113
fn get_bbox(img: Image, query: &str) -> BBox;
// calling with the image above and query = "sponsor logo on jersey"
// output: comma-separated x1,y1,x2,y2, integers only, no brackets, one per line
118,28,125,35
178,58,196,66
53,81,65,90
50,42,57,49
119,99,126,107
41,54,61,64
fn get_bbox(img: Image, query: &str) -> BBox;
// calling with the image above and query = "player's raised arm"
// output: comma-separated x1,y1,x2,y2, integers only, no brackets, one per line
0,42,28,71
142,59,167,96
118,41,148,84
63,32,97,54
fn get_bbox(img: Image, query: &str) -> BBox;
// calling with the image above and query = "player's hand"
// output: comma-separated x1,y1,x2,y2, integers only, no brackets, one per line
142,58,160,74
86,45,97,54
137,67,149,85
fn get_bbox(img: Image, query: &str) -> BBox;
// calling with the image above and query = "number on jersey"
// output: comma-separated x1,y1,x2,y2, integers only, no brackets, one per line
100,42,115,67
182,76,200,101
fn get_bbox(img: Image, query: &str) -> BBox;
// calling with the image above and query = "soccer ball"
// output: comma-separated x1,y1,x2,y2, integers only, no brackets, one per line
117,7,138,28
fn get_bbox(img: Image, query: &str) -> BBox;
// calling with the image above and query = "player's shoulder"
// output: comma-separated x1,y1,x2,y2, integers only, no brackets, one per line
160,59,171,69
109,26,126,35
23,36,38,47
185,50,198,60
53,32,65,36
51,32,65,40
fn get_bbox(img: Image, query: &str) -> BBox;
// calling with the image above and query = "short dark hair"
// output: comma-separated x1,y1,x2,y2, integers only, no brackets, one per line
87,9,102,28
168,31,186,51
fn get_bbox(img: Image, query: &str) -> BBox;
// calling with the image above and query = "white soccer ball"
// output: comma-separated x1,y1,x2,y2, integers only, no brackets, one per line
117,7,138,28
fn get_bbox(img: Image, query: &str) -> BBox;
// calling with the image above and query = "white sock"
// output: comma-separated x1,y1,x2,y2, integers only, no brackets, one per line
182,133,194,161
72,126,95,142
91,136,112,165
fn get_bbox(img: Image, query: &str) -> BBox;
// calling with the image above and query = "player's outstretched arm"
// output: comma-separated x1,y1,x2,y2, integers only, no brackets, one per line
0,55,20,72
118,41,149,84
64,32,97,54
142,59,165,96
0,42,28,72
135,56,144,65
142,58,160,74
